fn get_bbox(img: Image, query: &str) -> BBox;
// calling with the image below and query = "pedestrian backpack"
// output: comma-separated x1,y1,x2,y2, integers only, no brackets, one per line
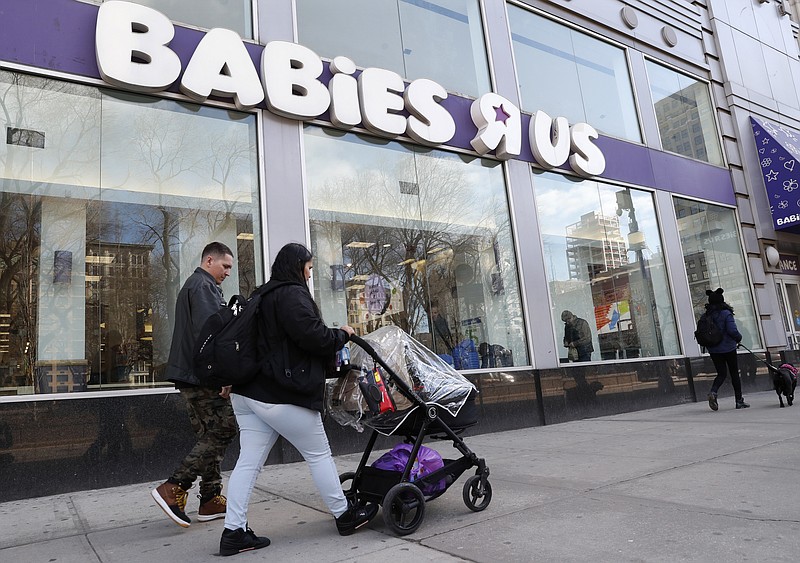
694,312,723,348
193,283,287,387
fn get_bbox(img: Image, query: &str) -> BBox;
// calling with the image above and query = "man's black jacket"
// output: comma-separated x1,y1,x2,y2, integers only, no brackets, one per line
165,267,225,387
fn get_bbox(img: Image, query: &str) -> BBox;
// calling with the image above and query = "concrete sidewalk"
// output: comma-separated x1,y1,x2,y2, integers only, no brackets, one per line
1,390,799,562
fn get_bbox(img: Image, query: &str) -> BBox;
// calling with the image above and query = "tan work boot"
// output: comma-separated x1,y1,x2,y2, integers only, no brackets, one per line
197,489,227,522
151,481,191,527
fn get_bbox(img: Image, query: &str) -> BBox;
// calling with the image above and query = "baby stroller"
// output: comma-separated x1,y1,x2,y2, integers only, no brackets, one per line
328,326,492,535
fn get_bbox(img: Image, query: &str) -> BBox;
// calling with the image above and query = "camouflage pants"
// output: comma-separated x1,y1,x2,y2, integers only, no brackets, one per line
171,387,238,497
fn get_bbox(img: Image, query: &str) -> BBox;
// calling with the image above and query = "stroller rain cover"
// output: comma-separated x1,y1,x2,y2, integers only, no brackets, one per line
326,325,477,434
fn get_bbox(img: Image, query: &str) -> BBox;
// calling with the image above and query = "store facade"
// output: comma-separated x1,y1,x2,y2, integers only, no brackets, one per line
0,0,790,501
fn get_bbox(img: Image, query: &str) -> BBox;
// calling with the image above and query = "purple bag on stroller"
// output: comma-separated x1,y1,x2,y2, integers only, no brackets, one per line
372,443,446,495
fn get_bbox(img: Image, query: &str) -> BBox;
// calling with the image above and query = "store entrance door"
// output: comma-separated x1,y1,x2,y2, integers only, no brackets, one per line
775,277,800,349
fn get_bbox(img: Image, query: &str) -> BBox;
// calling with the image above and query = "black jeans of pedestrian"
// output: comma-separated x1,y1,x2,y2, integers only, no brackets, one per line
710,350,743,402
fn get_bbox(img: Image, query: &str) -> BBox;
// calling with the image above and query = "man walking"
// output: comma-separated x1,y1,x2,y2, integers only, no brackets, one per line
151,242,239,528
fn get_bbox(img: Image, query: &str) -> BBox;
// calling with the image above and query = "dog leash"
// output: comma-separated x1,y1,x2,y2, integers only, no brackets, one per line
736,342,781,373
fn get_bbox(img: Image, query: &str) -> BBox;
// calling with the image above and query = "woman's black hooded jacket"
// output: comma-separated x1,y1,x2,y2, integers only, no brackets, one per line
233,279,349,412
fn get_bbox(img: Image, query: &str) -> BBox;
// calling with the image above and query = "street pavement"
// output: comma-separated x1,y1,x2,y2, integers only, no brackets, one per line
1,390,798,562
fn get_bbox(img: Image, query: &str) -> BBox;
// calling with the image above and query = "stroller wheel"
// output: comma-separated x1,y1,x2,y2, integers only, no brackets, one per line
382,483,425,536
463,475,492,512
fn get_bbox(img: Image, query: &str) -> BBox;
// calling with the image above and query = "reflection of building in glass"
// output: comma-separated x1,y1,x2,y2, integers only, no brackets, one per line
309,205,520,367
565,212,628,281
346,277,404,333
85,242,154,386
590,265,639,360
675,203,728,313
653,82,709,161
683,250,709,308
561,208,663,360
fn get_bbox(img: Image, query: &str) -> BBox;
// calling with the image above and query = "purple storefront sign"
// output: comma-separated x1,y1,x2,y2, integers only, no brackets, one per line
751,116,800,232
0,0,735,205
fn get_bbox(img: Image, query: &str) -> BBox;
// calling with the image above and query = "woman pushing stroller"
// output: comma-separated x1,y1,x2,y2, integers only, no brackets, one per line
219,243,378,556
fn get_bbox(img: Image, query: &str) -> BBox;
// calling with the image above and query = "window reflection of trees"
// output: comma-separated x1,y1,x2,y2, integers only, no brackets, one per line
0,194,40,388
1,72,101,388
91,96,259,383
1,71,260,392
309,139,522,367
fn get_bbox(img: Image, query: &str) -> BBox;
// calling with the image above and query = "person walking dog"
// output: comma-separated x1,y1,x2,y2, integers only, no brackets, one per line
704,288,750,411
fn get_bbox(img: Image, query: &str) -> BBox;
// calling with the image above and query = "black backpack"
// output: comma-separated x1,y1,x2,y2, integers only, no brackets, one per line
694,312,723,348
193,283,287,387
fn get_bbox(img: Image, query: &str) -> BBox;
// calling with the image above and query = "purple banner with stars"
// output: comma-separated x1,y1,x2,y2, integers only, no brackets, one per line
751,116,800,231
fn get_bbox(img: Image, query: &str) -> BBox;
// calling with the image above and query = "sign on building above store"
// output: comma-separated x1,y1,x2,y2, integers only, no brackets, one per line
94,1,605,177
779,254,800,275
751,116,800,232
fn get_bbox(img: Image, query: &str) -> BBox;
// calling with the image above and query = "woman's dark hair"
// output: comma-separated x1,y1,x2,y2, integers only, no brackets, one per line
271,243,313,284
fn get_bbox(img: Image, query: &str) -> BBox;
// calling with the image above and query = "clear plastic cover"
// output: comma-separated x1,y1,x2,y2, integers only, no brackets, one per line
326,325,477,434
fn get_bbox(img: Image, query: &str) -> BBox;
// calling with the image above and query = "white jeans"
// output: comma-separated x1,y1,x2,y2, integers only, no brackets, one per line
224,394,349,531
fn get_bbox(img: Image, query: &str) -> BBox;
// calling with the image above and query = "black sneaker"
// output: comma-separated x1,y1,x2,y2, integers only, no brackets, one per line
735,399,750,409
707,392,718,411
219,527,270,557
335,503,378,536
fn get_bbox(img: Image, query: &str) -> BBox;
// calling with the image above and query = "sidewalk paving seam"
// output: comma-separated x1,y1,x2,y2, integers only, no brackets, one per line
66,495,89,535
577,490,800,524
584,435,800,494
597,417,800,427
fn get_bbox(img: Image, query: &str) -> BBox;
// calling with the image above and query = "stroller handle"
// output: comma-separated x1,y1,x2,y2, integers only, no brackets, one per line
348,334,377,357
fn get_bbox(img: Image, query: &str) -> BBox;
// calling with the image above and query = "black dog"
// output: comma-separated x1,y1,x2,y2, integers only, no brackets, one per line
773,364,797,408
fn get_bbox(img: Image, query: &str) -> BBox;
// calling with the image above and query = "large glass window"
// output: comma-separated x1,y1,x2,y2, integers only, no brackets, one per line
0,71,262,396
673,198,760,348
95,0,253,39
536,172,679,362
296,0,491,98
509,5,641,142
304,127,527,370
646,61,723,165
